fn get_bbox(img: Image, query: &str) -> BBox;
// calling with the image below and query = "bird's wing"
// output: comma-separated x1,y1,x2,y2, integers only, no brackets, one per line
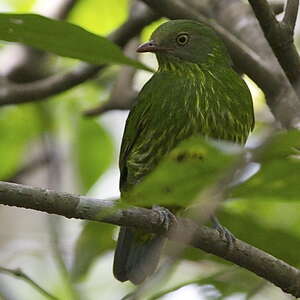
119,84,153,193
119,71,189,193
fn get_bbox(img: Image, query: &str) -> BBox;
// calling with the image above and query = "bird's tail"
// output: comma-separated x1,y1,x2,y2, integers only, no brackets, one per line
113,226,165,284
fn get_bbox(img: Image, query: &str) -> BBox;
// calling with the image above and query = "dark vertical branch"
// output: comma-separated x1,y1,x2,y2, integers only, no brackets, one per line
282,0,299,31
248,0,300,96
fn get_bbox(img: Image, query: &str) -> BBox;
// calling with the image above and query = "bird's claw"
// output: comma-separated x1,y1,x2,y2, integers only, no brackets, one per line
152,205,177,233
211,216,235,248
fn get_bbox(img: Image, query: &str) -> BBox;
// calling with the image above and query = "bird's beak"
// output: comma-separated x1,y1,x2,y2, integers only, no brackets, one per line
137,40,170,53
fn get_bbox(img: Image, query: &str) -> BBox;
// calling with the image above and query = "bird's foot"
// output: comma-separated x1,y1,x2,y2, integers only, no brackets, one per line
152,206,177,234
211,216,235,247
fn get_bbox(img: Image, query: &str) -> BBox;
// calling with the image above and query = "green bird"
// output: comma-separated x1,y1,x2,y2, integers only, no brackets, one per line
113,19,254,284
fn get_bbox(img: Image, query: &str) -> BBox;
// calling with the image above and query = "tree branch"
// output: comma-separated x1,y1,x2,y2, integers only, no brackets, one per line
0,181,299,297
0,1,159,106
0,64,100,105
84,37,139,116
248,0,300,95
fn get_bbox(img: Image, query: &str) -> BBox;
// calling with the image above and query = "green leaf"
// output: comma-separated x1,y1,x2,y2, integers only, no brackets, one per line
126,137,236,207
71,222,115,281
0,13,151,71
0,105,42,179
232,130,300,202
74,117,114,193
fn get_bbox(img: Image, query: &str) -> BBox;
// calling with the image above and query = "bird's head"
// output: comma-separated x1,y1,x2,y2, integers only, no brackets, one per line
137,19,232,67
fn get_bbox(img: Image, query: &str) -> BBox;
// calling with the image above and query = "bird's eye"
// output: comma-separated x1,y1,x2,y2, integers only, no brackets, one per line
176,33,189,46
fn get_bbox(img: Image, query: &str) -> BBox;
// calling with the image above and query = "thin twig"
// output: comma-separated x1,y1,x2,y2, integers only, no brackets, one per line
84,37,140,116
282,0,299,31
5,153,52,183
0,266,59,300
48,216,79,300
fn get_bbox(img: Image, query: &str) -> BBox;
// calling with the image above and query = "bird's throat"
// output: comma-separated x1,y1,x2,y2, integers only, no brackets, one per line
156,53,208,78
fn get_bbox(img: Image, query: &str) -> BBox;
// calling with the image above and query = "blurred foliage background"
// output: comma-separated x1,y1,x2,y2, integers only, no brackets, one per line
0,0,299,299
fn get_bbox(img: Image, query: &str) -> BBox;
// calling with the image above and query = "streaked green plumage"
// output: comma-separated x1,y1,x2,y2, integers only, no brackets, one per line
114,19,254,284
